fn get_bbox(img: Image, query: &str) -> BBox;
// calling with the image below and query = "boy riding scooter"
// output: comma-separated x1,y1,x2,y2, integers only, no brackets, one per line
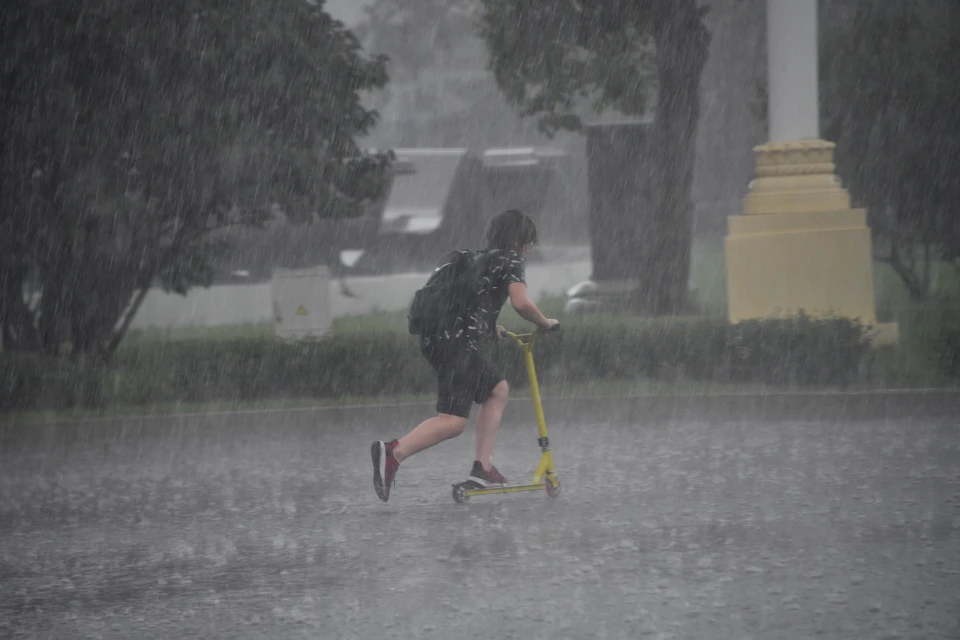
371,209,559,503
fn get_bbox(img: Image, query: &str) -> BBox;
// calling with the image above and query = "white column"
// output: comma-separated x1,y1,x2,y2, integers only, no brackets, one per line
767,0,819,141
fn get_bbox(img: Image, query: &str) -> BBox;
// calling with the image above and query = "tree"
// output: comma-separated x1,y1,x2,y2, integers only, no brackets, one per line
479,0,710,313
0,0,391,358
355,0,478,144
820,0,960,300
357,0,477,83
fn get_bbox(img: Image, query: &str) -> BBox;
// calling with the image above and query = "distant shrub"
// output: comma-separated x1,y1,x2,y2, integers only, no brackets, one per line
2,313,875,412
887,303,960,381
0,352,106,412
506,313,870,388
921,308,960,379
111,334,436,406
722,313,872,386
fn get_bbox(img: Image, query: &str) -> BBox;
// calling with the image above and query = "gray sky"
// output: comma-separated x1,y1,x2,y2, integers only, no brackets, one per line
325,0,372,26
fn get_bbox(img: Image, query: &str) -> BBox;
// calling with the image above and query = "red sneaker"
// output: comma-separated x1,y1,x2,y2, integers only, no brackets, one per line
371,440,400,502
468,460,508,486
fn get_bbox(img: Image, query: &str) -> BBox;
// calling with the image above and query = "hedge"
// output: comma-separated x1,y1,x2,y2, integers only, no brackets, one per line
933,325,960,378
0,353,108,412
1,314,887,413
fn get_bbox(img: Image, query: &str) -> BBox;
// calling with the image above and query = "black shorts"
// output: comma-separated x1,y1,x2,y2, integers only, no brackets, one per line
420,339,505,419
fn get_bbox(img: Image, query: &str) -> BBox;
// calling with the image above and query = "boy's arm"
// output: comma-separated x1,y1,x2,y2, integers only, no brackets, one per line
508,282,557,331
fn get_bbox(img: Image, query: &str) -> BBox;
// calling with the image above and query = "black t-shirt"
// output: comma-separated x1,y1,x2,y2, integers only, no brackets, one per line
422,248,526,353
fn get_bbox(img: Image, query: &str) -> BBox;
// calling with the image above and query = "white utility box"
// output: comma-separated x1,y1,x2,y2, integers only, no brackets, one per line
271,266,331,339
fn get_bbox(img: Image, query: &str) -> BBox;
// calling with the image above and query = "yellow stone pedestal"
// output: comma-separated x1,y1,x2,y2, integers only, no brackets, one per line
724,139,898,345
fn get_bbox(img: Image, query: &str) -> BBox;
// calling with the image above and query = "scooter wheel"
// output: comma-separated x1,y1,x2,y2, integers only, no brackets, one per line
452,483,469,503
545,479,561,498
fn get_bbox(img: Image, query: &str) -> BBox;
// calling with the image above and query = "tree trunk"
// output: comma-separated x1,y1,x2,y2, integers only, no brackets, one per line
104,285,150,360
37,244,73,357
0,264,39,350
648,0,710,314
1,265,17,350
582,2,709,314
584,122,655,284
884,243,929,302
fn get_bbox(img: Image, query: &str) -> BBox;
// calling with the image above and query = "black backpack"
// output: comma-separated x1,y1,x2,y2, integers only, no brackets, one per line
408,250,481,337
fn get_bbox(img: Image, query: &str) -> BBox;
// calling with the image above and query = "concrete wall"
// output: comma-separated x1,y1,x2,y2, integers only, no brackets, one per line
129,258,591,330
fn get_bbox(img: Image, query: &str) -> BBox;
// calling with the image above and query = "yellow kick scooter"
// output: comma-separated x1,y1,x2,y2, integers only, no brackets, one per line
451,325,561,503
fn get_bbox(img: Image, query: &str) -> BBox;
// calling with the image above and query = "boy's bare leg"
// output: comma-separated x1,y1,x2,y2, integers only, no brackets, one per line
392,414,467,464
474,380,509,470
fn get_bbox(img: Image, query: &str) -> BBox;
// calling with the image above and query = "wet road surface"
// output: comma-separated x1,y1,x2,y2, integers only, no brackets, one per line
2,391,959,639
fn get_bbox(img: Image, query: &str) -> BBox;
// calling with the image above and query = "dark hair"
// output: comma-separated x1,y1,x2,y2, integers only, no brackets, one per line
486,209,539,250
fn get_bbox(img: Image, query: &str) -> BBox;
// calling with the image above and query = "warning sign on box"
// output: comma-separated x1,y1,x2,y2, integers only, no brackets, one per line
272,266,331,339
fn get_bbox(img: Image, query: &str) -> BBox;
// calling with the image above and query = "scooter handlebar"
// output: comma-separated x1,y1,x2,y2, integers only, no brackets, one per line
500,322,560,343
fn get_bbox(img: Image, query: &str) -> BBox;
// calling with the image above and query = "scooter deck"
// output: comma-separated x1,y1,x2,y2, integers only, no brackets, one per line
455,482,546,496
451,476,560,502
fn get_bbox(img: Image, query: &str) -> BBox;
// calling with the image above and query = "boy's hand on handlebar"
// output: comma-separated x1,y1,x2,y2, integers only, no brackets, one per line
539,319,560,333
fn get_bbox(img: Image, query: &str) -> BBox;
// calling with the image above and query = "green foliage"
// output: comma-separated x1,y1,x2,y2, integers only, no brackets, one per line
820,0,960,299
357,0,477,81
0,0,391,358
491,314,871,388
355,0,555,149
890,304,960,381
931,324,960,379
110,335,435,406
478,0,655,134
0,353,107,412
2,315,879,412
